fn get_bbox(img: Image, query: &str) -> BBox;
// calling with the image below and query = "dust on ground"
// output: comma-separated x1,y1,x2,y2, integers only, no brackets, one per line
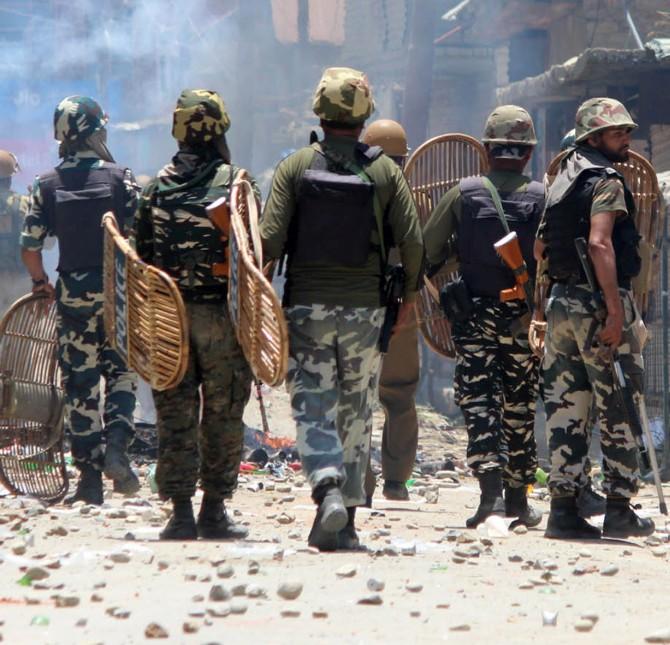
1,385,669,645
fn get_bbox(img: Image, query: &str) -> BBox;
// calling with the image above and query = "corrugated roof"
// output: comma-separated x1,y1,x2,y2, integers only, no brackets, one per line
498,44,670,105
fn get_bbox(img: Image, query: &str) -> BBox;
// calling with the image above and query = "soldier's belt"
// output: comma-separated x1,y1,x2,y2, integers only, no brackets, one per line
103,213,189,391
228,171,288,386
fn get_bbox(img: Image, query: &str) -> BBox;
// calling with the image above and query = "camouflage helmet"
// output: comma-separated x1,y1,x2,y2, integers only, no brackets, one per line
560,128,576,151
574,97,637,143
54,96,108,143
0,150,20,178
312,67,375,126
363,119,409,157
482,105,537,146
172,89,231,145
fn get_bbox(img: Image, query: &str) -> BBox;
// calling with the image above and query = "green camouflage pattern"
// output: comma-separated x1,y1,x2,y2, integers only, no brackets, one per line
591,177,629,216
154,301,252,500
21,151,138,251
133,153,260,300
53,96,108,143
286,304,383,507
482,105,537,146
452,299,539,486
171,89,230,145
56,270,137,470
574,97,637,143
0,188,29,270
543,285,642,497
312,67,375,125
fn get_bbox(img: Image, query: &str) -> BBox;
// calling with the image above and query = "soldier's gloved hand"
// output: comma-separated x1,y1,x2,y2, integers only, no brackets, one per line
599,310,623,348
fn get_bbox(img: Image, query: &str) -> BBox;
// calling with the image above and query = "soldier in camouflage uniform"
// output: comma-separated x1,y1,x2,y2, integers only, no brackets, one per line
424,106,543,529
261,68,423,551
536,97,654,539
0,150,31,312
20,96,139,505
361,119,420,503
133,90,254,541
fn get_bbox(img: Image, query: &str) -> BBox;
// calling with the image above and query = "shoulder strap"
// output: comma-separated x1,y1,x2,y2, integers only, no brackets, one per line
481,177,511,236
313,141,387,264
154,159,223,197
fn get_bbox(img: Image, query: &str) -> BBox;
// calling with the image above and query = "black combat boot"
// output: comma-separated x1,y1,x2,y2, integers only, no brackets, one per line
504,484,542,528
337,507,362,550
197,494,249,540
307,479,347,552
545,495,601,540
466,470,505,528
603,496,655,538
160,498,197,540
64,464,104,506
104,430,140,495
576,481,607,518
382,480,410,501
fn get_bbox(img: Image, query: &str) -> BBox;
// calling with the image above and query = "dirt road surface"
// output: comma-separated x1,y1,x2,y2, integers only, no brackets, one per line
1,387,669,645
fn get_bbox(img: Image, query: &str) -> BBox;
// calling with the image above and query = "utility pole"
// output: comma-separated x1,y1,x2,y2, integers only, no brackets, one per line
402,0,440,149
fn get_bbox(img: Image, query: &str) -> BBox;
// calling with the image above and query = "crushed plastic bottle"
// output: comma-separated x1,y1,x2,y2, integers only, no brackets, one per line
147,464,158,494
31,615,50,626
476,515,510,538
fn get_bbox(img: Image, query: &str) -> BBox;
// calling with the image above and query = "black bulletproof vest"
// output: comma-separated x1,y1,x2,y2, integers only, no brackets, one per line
291,146,379,267
543,169,639,288
457,176,544,298
40,165,128,272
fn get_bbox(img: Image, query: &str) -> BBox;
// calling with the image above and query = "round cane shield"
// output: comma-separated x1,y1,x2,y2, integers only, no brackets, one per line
404,133,488,358
545,149,663,316
0,293,68,503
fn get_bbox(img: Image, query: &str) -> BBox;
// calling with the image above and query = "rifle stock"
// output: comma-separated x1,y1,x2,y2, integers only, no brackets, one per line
206,196,231,277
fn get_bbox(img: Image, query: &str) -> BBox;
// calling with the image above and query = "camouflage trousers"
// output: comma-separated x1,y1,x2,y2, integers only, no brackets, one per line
154,301,252,500
544,284,642,498
56,271,136,470
452,298,539,487
286,304,384,507
365,314,419,496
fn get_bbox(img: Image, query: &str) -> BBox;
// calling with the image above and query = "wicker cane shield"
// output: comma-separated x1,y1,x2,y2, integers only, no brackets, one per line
404,133,489,358
545,150,664,316
0,293,68,502
228,170,288,387
103,213,189,391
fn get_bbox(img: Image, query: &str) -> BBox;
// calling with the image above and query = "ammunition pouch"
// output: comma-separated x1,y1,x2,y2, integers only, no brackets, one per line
439,276,473,324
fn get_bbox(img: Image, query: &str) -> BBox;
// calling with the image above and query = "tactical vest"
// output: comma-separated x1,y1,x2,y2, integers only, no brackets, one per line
543,169,639,288
290,143,384,268
149,162,233,301
39,165,129,272
457,176,544,298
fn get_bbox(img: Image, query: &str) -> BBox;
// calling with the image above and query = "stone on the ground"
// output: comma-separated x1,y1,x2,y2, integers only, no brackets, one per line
449,624,471,632
574,620,594,632
217,564,234,578
405,583,423,593
145,622,169,639
230,600,248,614
600,565,619,576
209,585,231,602
54,595,79,608
367,578,385,592
336,565,357,578
358,594,383,606
277,581,303,600
645,628,670,643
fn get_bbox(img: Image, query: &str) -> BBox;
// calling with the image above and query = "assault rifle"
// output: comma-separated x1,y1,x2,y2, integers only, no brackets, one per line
575,237,667,515
494,231,534,314
379,264,405,353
